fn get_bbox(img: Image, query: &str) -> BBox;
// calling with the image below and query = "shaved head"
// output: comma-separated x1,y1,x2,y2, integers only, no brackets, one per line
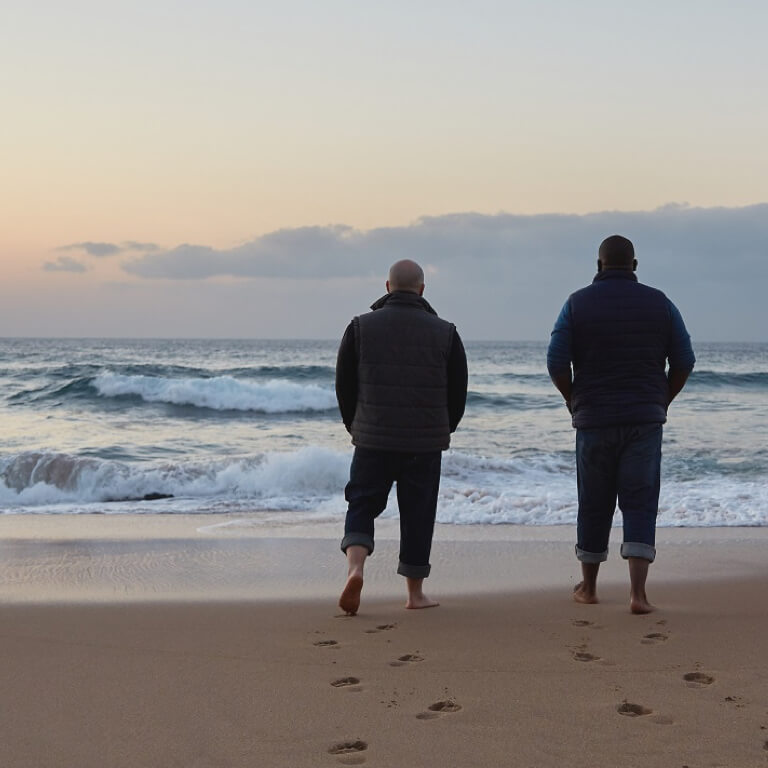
388,259,425,294
598,235,636,269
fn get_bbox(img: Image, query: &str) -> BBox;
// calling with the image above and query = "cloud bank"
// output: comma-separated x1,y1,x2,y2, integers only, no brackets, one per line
121,204,768,288
118,203,768,340
42,204,767,340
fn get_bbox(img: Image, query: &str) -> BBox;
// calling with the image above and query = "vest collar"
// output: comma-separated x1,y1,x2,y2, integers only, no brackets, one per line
369,291,438,315
593,269,638,284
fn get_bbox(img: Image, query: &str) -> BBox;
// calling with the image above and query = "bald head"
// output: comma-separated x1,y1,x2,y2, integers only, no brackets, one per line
387,259,425,295
598,235,636,270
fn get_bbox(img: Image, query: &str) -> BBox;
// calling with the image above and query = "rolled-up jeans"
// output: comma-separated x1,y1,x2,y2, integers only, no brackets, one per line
575,423,662,564
340,447,442,579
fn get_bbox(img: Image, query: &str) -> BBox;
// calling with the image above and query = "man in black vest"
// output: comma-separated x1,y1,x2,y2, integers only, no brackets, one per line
335,259,468,615
547,235,695,613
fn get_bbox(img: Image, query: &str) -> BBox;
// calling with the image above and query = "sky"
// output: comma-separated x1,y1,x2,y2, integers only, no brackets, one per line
2,0,767,340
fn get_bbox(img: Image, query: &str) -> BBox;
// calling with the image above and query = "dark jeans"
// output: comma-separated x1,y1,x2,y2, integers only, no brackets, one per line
340,447,442,579
575,423,662,564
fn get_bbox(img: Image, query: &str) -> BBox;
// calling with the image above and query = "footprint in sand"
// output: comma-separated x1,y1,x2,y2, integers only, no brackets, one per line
328,740,368,765
331,677,362,690
389,653,424,667
683,672,714,687
573,651,601,663
642,632,669,645
313,640,340,648
617,702,653,717
649,714,674,725
571,619,605,630
416,700,462,720
365,623,398,634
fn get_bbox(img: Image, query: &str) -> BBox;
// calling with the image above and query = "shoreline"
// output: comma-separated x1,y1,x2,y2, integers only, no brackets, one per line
1,514,767,603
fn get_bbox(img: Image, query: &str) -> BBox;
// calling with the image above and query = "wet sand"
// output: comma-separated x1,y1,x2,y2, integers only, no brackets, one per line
0,515,767,767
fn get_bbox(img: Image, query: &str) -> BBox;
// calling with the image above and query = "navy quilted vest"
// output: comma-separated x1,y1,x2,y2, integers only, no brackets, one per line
569,270,671,428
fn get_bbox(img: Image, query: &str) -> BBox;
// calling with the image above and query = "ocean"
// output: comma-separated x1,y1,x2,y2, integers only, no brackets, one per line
0,338,765,527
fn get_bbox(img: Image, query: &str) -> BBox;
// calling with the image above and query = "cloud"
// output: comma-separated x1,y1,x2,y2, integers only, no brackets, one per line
121,241,160,252
122,226,373,280
58,241,123,257
57,240,159,258
43,256,88,273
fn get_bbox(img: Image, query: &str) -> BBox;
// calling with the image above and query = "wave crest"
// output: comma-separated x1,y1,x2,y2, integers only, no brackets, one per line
91,372,337,413
691,370,768,388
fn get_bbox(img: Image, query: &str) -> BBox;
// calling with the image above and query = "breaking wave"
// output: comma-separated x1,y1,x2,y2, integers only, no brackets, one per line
89,372,337,413
2,449,766,527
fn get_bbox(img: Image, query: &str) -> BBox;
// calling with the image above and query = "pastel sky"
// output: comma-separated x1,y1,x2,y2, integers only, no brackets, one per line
2,0,767,340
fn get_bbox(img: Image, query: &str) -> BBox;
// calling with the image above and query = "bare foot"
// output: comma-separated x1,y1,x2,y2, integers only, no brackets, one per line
573,581,598,605
630,594,655,615
406,593,440,610
339,573,364,615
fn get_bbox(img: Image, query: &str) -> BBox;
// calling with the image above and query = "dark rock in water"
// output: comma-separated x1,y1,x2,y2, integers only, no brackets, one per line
142,492,174,501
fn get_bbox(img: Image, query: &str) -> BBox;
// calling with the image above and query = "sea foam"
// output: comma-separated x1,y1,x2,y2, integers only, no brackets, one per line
2,448,765,528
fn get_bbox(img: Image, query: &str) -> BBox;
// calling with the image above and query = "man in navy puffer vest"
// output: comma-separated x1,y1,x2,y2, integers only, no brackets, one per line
547,235,695,613
335,259,468,615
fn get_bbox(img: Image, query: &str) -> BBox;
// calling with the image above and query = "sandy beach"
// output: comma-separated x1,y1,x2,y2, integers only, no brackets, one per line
1,515,767,767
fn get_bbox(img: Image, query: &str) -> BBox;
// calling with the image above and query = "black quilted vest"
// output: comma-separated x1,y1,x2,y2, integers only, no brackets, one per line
351,292,455,452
